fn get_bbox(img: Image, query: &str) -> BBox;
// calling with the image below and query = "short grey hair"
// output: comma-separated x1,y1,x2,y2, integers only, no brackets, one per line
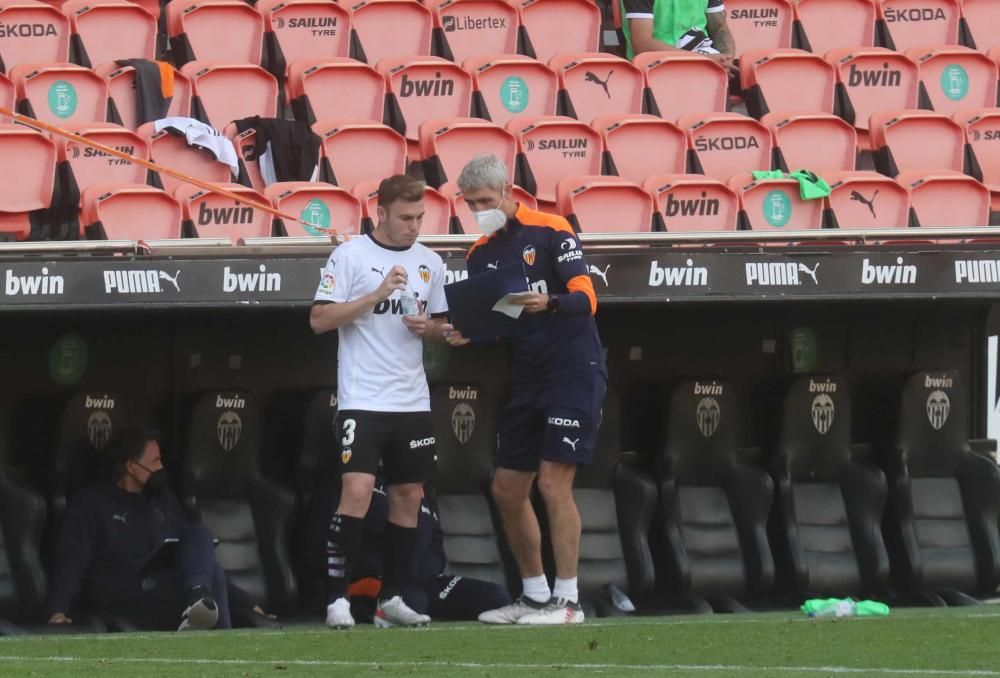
457,153,508,194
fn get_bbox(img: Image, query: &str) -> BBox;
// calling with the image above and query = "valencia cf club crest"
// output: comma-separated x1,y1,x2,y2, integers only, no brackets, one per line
87,410,113,450
695,397,720,438
452,403,476,443
217,411,242,451
522,245,536,267
341,448,352,464
418,264,431,284
926,390,950,431
811,394,835,435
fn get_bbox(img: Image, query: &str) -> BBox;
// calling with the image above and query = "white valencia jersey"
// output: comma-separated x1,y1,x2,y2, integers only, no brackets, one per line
314,234,448,412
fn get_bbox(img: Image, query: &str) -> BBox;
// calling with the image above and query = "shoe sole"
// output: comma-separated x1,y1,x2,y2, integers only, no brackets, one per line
374,616,430,629
325,621,355,629
517,613,585,626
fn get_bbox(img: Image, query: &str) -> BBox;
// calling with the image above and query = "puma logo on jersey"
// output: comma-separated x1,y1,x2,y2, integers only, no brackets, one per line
112,513,128,525
562,437,579,451
371,266,385,277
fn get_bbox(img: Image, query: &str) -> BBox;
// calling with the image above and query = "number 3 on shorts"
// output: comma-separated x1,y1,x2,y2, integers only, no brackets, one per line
341,418,356,447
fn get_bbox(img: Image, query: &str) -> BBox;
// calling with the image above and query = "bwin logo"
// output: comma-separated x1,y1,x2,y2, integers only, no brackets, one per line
861,257,917,285
216,394,246,409
448,386,478,400
809,379,837,393
924,374,954,389
848,63,903,87
648,259,708,287
926,390,950,431
85,395,115,409
451,403,476,443
696,397,721,438
399,72,455,98
223,265,282,293
198,201,254,226
665,191,720,217
811,394,835,435
87,410,113,450
694,382,723,396
443,266,468,285
217,411,242,452
4,267,64,296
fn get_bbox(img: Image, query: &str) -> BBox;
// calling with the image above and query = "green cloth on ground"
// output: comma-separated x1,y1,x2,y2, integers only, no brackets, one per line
801,597,891,618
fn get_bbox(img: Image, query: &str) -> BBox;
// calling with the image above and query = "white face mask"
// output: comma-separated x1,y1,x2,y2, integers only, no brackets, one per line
472,191,507,235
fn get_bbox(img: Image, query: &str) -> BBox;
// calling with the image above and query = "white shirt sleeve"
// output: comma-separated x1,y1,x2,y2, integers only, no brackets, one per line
314,246,351,303
426,256,449,315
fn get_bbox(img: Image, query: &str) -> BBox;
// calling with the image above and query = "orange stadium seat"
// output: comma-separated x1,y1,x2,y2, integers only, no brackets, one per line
632,52,728,122
961,0,1000,53
822,170,911,228
877,0,961,52
378,56,472,157
81,184,182,239
427,0,519,64
763,112,858,172
0,123,56,240
907,46,998,115
0,0,70,73
794,0,877,55
740,48,836,119
896,169,990,227
287,58,385,126
642,173,739,233
352,181,453,234
439,179,536,232
511,0,600,64
344,0,432,65
10,62,107,126
826,47,919,149
257,0,351,81
678,112,773,181
181,62,278,131
592,113,686,183
418,117,516,188
312,119,407,190
463,54,557,126
264,181,363,237
953,108,1000,210
61,0,156,68
506,114,603,204
223,124,265,190
137,121,233,194
556,174,654,233
98,62,190,130
175,182,272,239
167,0,264,66
724,0,794,54
0,72,13,118
548,52,643,123
729,171,823,231
869,109,964,175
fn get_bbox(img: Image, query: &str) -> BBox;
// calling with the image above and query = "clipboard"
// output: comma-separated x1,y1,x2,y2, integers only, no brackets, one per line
138,538,180,574
444,262,530,341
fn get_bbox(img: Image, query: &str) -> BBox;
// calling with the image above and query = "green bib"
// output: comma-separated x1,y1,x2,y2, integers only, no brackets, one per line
621,0,710,59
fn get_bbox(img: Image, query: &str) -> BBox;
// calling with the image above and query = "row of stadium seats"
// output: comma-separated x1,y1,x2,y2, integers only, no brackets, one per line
0,368,993,629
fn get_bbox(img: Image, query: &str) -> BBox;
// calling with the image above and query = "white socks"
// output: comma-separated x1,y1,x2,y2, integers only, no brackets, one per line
553,577,579,604
522,575,551,604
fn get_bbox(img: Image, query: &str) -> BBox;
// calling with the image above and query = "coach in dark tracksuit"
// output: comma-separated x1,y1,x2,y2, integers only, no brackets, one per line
46,429,231,631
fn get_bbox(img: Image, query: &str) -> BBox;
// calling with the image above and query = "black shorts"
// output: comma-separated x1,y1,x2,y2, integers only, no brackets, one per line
497,370,608,471
336,410,436,485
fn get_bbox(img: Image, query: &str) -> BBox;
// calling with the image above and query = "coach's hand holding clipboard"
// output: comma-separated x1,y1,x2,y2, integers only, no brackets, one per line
442,263,530,343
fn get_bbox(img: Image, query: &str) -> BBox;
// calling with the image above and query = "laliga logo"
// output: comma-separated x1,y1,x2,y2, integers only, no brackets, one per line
217,411,242,452
695,397,720,438
926,390,950,431
451,403,475,443
419,264,431,284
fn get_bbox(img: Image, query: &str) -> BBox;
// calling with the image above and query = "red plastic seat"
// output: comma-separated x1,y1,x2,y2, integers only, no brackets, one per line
418,117,515,188
223,123,264,190
427,0,518,64
462,54,557,127
591,113,686,184
286,58,385,126
97,62,190,130
257,0,351,79
906,45,998,115
740,48,836,118
869,109,964,175
181,62,278,131
439,179,536,232
312,119,407,190
81,184,182,239
377,56,472,157
878,0,961,52
632,52,727,123
506,114,602,204
678,112,773,181
896,169,990,227
953,108,1000,209
61,0,155,68
264,181,363,237
0,72,13,120
10,62,107,126
555,174,653,233
547,52,643,124
794,0,876,55
511,0,600,64
344,0,432,64
724,0,794,54
728,171,823,231
762,112,858,172
642,173,739,233
0,123,56,240
961,0,1000,52
175,182,272,238
137,120,233,194
56,123,148,206
0,0,70,72
822,170,911,228
166,0,264,65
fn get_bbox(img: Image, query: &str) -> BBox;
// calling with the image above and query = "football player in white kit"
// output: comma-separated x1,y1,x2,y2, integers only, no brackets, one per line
310,175,450,628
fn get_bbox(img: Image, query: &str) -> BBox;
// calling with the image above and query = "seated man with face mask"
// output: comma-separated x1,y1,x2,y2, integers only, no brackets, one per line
46,428,233,631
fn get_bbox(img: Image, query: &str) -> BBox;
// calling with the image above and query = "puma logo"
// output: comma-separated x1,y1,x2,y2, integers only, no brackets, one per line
585,70,613,99
371,266,385,277
562,437,579,451
797,263,820,285
112,513,128,525
487,261,499,270
850,190,878,219
588,264,610,287
158,270,180,292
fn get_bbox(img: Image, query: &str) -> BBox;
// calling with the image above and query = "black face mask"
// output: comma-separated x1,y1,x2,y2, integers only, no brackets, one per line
135,462,169,497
